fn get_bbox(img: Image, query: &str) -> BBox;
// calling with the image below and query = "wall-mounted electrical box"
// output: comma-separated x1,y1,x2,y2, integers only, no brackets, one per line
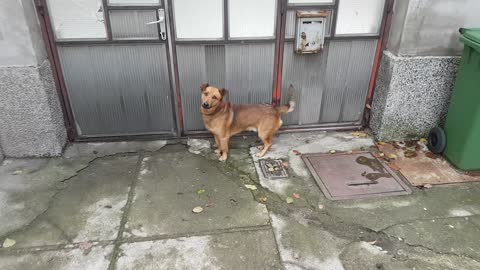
294,11,327,54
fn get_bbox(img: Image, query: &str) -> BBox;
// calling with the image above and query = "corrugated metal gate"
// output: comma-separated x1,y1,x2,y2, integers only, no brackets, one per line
37,0,389,139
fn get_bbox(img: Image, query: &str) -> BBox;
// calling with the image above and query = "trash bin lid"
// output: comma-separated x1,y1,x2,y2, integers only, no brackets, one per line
462,28,480,43
460,28,480,53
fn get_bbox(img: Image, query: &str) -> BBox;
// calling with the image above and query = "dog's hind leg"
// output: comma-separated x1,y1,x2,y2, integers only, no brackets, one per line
256,132,273,157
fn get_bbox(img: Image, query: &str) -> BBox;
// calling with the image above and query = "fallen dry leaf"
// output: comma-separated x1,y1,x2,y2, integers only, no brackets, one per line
379,152,385,157
244,184,257,190
286,197,294,204
196,189,205,195
282,162,289,168
2,238,16,248
377,141,386,145
293,193,300,199
205,202,215,208
389,154,398,159
366,240,377,245
351,131,368,138
259,196,268,203
366,104,372,109
12,170,23,175
423,184,433,189
79,242,93,254
192,206,204,213
318,204,325,209
404,150,418,158
425,152,439,159
292,150,301,156
419,138,428,143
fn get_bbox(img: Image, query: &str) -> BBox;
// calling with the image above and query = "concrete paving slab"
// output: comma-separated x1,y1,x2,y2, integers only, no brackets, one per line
125,145,269,238
0,245,113,270
4,154,138,248
340,242,480,270
116,230,281,270
0,157,92,237
270,213,349,270
384,217,480,260
325,183,480,231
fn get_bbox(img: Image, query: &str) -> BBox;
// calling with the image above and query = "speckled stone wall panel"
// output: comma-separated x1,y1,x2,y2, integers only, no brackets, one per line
370,51,460,141
0,60,67,157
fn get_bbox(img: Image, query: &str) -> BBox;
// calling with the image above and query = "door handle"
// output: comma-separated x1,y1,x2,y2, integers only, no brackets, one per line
146,9,167,41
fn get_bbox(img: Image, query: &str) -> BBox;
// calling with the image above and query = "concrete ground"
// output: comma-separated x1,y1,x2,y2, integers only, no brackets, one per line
1,132,479,270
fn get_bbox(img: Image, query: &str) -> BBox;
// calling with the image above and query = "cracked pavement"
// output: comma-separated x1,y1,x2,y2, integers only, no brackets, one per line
0,132,479,269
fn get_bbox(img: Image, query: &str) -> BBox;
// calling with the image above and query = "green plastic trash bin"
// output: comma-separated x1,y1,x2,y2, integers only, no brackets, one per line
429,28,480,171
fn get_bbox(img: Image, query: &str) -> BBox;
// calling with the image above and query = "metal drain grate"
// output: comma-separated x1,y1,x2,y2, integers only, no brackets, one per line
259,159,288,178
302,152,411,200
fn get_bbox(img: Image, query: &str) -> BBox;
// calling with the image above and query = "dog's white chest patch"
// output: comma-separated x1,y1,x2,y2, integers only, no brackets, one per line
246,127,258,132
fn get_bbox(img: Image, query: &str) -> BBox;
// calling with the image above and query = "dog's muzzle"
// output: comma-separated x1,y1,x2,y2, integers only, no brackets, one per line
202,102,209,109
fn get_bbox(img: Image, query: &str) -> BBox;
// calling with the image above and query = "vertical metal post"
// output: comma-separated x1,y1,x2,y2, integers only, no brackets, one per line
363,0,395,126
34,0,78,140
272,0,287,106
166,0,184,136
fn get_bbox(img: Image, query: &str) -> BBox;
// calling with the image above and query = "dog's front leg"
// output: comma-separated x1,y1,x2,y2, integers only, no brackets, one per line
214,134,221,155
218,136,230,161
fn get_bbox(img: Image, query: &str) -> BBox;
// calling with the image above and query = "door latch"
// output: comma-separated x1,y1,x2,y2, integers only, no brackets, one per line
146,9,167,41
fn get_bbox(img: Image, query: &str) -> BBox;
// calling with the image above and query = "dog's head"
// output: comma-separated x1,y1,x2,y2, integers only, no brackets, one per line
200,83,227,110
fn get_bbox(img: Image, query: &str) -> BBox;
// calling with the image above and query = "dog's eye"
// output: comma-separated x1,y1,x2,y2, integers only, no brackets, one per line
203,92,208,96
212,96,218,100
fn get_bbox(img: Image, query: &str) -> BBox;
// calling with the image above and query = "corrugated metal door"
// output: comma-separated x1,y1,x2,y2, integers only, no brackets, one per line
45,0,177,137
43,0,388,138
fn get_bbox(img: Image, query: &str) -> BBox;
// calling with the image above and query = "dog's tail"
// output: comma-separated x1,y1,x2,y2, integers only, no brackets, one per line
275,84,296,114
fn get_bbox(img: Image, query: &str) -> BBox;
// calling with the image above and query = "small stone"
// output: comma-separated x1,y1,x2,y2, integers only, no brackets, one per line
318,204,325,209
244,184,257,190
286,197,294,204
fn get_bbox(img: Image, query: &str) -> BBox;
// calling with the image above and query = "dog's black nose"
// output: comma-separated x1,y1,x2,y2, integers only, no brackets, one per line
202,102,209,109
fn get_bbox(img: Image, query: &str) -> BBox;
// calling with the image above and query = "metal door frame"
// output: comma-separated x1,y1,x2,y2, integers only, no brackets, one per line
35,0,394,141
34,0,180,140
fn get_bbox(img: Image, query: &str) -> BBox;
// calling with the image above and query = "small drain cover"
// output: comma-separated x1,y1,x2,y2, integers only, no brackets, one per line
302,152,411,200
259,159,288,178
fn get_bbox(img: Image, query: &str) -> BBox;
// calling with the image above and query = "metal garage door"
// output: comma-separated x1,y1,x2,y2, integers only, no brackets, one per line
37,0,388,139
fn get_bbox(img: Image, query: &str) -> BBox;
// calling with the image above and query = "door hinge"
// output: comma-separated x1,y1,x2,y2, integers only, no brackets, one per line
67,127,76,140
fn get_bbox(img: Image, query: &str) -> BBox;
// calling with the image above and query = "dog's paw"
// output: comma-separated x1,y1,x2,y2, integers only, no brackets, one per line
255,152,265,158
256,145,264,150
218,155,227,162
214,149,221,155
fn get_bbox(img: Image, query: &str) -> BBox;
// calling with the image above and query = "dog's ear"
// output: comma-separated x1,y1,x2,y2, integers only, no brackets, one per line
219,88,228,97
200,83,209,92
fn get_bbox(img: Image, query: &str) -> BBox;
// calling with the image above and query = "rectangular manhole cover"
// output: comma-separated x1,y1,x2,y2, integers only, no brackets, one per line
302,152,411,200
259,159,288,178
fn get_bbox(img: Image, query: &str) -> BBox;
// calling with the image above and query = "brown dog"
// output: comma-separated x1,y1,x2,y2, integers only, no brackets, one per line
200,83,295,161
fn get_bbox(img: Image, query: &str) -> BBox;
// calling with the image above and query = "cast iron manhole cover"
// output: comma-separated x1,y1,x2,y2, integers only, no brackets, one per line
302,152,411,200
259,159,288,178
